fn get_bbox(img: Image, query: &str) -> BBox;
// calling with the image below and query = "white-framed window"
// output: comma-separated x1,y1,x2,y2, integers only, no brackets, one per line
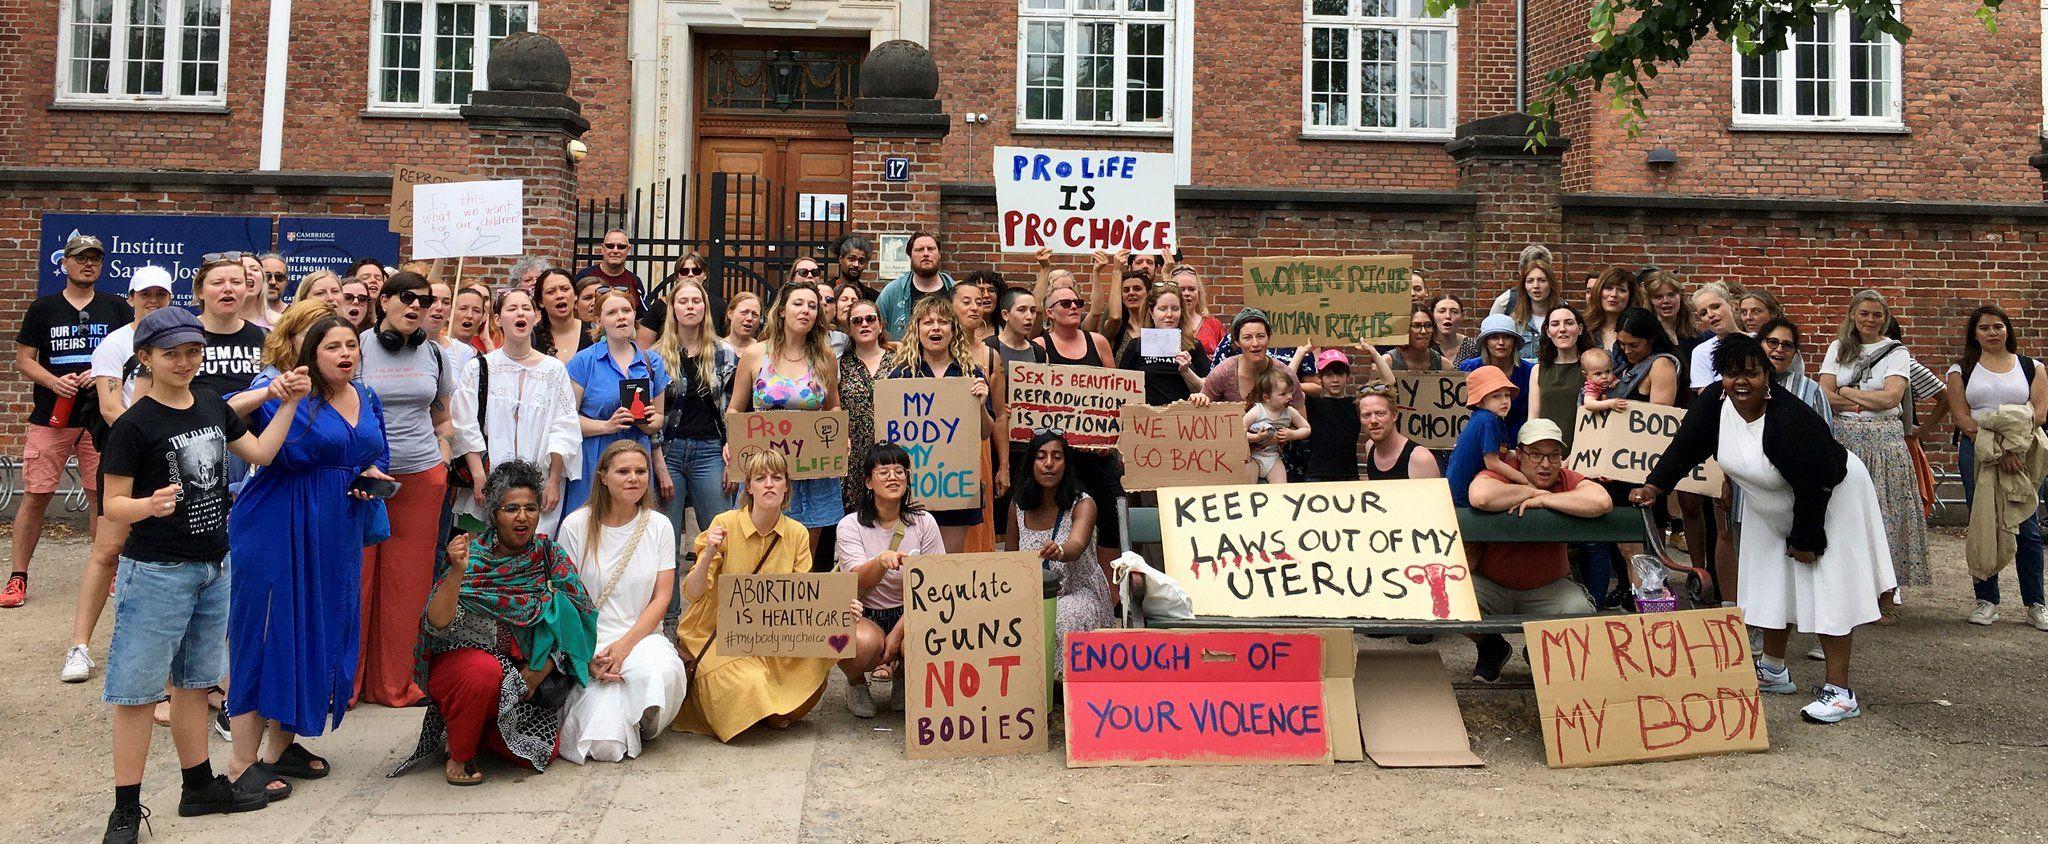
1733,6,1903,128
1302,0,1457,138
1017,0,1174,130
369,0,534,112
55,0,228,105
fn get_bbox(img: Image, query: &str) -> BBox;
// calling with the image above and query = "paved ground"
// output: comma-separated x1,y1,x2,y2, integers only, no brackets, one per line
3,522,2045,843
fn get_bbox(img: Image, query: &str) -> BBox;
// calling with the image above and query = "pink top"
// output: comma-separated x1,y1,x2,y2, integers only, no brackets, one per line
834,509,945,609
1581,379,1610,403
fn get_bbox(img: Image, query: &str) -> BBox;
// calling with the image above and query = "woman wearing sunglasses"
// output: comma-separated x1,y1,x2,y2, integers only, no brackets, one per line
355,271,460,707
839,298,895,513
790,256,848,356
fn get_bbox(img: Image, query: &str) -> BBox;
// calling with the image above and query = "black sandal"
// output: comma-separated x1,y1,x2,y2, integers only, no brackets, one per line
270,742,330,780
231,762,291,802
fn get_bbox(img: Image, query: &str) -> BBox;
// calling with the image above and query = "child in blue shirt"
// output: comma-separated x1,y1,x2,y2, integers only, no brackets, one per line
1444,365,1529,507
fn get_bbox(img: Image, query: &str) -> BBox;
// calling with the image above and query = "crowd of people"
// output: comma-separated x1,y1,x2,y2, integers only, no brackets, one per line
8,231,2043,844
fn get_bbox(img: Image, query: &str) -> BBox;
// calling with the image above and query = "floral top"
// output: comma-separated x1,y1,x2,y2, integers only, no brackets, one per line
839,349,884,509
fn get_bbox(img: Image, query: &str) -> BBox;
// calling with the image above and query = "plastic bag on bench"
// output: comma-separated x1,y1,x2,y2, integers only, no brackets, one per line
1112,551,1194,621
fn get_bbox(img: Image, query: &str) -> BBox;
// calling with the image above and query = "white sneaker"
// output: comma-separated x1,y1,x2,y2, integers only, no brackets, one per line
846,682,877,719
1755,661,1796,694
1800,684,1861,724
1805,645,1826,661
2028,604,2048,632
60,645,94,683
1969,600,2000,626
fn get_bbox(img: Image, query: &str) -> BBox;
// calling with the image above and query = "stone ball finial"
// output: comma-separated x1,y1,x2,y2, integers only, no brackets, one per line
858,40,939,101
486,31,571,94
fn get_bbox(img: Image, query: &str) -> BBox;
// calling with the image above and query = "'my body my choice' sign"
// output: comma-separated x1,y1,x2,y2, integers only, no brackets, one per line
994,147,1175,255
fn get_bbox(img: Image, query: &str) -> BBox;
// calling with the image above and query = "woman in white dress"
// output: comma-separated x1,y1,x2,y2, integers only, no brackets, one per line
1636,334,1896,725
556,441,687,763
451,287,582,531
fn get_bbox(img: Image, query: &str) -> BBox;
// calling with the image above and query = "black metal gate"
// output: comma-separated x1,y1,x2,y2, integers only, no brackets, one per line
575,173,850,314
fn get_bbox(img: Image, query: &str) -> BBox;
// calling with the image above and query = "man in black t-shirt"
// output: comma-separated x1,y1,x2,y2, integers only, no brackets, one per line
576,228,644,302
5,234,132,609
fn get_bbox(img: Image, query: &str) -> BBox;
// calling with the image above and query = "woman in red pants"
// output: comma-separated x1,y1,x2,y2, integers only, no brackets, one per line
388,460,595,784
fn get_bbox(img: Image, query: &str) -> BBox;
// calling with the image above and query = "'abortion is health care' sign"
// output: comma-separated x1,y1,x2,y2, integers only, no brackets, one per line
994,146,1176,255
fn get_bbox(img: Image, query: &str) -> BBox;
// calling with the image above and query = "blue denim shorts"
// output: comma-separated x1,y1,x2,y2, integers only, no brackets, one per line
786,476,844,529
103,556,231,706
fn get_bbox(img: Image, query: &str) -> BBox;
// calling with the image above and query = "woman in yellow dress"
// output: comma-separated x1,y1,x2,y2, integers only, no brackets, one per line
673,449,837,740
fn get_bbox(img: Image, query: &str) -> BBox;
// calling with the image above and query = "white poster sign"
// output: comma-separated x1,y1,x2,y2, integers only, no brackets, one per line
411,179,524,259
993,147,1176,255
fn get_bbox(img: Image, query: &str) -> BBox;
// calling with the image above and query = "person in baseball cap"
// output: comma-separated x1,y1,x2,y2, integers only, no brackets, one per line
65,233,105,258
128,265,173,295
1464,411,1611,682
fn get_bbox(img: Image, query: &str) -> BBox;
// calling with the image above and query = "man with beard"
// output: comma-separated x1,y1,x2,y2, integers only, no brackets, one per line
5,234,131,609
1464,418,1610,682
1360,387,1441,481
876,231,953,338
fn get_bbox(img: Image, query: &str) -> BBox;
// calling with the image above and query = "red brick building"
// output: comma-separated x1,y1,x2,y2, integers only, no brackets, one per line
2,0,2045,453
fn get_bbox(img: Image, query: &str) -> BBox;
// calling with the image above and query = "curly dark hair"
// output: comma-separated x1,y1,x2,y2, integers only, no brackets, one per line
483,459,547,518
1711,332,1773,379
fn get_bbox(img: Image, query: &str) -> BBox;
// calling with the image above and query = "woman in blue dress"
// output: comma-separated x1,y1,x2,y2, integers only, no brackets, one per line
565,289,669,523
224,314,392,793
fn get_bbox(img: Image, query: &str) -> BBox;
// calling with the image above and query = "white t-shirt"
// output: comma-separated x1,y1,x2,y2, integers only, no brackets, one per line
1947,358,2036,417
1819,340,1911,420
559,508,677,645
91,323,140,405
1689,334,1722,388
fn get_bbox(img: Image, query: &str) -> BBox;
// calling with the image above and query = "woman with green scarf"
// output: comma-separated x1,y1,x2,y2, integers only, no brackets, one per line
388,460,596,786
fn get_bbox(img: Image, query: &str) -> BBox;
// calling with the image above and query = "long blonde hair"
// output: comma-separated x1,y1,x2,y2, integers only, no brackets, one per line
260,298,336,372
763,283,836,377
654,277,720,394
582,440,654,557
1834,289,1892,365
886,292,980,375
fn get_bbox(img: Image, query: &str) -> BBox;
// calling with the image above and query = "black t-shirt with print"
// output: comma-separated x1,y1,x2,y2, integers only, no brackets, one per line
195,323,268,398
100,391,249,563
14,292,132,426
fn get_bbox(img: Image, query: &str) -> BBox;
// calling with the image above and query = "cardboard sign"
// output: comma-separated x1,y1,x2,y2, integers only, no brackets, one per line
715,573,858,658
1158,479,1480,621
993,147,1176,255
1391,372,1469,450
1243,255,1413,345
411,179,524,259
725,410,850,481
903,552,1049,760
1524,607,1768,768
1354,650,1484,767
1007,362,1143,450
1118,401,1250,490
389,164,479,234
1064,629,1332,767
1568,405,1724,497
873,378,983,511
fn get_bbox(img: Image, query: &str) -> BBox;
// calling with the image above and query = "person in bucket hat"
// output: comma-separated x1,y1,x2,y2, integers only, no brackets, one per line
1443,365,1528,507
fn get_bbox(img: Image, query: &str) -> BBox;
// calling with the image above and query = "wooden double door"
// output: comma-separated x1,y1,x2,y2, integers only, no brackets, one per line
692,36,863,252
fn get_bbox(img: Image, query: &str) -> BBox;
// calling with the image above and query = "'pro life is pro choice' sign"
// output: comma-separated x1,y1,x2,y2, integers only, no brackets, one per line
994,147,1176,255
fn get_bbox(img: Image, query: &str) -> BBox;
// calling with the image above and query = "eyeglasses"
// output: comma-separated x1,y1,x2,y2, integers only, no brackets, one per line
870,465,908,479
1760,337,1797,350
496,503,542,515
676,266,706,277
849,314,880,326
394,291,441,307
1522,449,1566,464
201,251,247,262
343,293,370,304
264,272,288,282
601,243,630,251
792,267,822,278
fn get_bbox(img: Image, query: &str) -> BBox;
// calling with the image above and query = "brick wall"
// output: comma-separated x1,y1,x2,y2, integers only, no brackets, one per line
0,185,387,449
849,137,947,239
0,0,631,200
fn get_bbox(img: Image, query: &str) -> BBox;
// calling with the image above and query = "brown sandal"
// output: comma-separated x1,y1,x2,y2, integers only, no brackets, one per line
445,761,486,787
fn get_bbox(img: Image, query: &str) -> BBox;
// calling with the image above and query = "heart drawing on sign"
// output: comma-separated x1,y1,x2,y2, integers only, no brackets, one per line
828,634,851,653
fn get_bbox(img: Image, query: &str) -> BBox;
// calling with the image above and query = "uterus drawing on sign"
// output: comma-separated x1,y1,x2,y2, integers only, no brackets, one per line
1403,563,1468,619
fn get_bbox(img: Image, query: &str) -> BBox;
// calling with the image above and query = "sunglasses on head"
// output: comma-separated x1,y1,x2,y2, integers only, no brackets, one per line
1034,426,1067,438
201,251,248,262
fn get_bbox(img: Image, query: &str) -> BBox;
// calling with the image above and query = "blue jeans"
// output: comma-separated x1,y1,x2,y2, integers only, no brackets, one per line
104,557,231,705
1959,437,2047,606
664,438,732,619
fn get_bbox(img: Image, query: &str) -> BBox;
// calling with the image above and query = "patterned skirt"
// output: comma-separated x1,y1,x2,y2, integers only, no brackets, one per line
1835,416,1931,587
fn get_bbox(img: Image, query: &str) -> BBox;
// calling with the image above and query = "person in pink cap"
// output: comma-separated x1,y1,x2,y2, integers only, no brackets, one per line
1444,365,1528,506
1301,349,1361,482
